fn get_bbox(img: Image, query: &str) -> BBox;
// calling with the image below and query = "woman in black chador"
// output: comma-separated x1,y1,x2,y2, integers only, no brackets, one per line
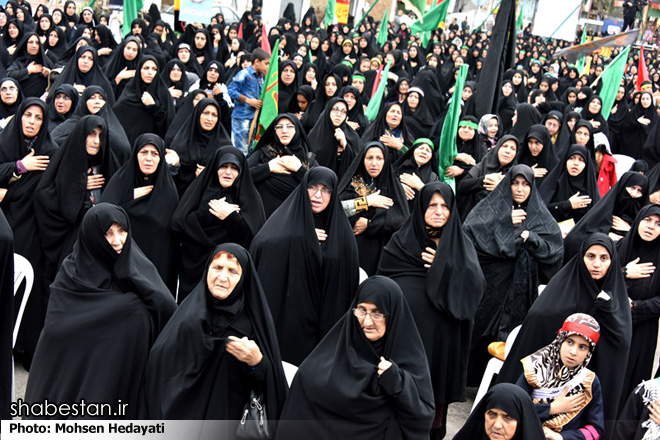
24,203,176,419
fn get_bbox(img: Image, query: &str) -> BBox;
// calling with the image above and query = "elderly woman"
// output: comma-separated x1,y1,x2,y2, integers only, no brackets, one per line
24,203,177,419
276,276,435,439
142,243,288,425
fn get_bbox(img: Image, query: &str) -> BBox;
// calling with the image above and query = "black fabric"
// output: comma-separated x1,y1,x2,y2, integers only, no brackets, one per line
250,167,359,365
393,139,440,209
0,98,57,355
340,85,368,135
620,92,659,160
378,182,485,406
517,124,557,185
564,171,649,262
360,101,414,163
113,55,174,145
498,233,632,436
172,146,265,302
278,60,299,113
276,276,435,439
6,31,53,97
102,35,142,100
0,77,24,119
453,383,545,440
160,58,189,110
581,95,609,138
0,209,13,419
99,134,179,292
308,97,360,181
142,243,288,422
24,203,176,419
169,97,231,196
498,80,518,132
163,89,206,146
508,103,542,142
46,83,77,131
410,69,445,120
301,72,340,131
403,90,434,141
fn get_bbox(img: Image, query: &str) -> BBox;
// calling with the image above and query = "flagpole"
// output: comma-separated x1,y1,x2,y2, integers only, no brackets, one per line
355,0,380,29
247,107,261,152
545,4,581,41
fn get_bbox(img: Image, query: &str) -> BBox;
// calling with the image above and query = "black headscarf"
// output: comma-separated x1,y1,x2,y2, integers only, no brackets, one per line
102,35,142,100
621,92,659,160
403,88,434,140
250,167,359,365
24,203,176,419
160,58,189,109
453,383,545,439
6,31,53,97
99,134,178,290
46,83,78,131
518,124,557,185
0,77,23,119
508,103,542,142
393,138,440,210
278,59,299,113
163,88,206,145
581,95,609,138
301,72,340,131
498,80,518,132
49,45,115,105
340,85,368,135
410,68,445,120
360,101,414,163
276,276,435,439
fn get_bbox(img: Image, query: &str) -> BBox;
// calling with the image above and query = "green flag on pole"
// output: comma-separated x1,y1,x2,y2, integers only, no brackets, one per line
598,45,630,118
575,31,588,73
516,5,523,31
365,61,392,122
437,64,469,190
410,0,449,34
355,0,380,29
324,0,336,27
123,0,143,37
251,39,280,150
376,8,389,47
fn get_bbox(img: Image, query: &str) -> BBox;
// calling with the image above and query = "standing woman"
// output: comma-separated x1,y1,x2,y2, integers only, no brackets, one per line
160,59,189,111
360,102,413,163
49,46,115,105
24,204,177,419
394,138,439,209
581,95,609,137
103,35,142,101
338,141,409,275
378,183,486,439
6,32,53,97
517,124,557,185
114,56,174,145
172,146,265,303
619,91,658,159
301,73,340,132
100,134,179,293
276,276,435,440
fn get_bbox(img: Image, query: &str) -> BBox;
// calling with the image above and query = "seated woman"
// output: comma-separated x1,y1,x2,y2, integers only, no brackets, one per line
276,276,435,439
141,243,288,423
539,144,600,225
516,313,605,440
360,102,414,163
100,134,179,293
378,182,486,439
464,164,563,384
394,138,439,209
338,141,409,275
453,383,545,439
24,203,177,418
250,167,359,365
499,233,632,435
616,378,660,439
247,114,317,217
172,146,265,303
518,124,557,185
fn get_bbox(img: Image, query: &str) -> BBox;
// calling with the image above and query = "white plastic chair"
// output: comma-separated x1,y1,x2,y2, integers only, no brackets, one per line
13,254,33,347
612,154,635,180
282,361,298,386
471,325,522,412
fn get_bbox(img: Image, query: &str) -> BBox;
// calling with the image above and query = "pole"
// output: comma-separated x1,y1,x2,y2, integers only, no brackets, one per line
247,107,261,152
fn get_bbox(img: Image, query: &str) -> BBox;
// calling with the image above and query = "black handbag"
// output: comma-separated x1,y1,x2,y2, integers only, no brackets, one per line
236,390,272,440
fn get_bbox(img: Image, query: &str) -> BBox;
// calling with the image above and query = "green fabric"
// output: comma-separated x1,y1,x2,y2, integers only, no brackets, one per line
516,5,523,31
458,120,478,130
324,0,336,27
410,0,449,34
377,8,389,48
413,138,435,150
354,0,379,29
365,60,392,122
575,31,588,73
409,0,428,16
437,64,469,190
599,45,630,118
251,39,280,150
123,0,143,37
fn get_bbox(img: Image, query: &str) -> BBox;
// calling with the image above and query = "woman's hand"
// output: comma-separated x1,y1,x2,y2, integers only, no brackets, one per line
226,335,263,366
550,386,586,415
353,217,368,235
569,191,592,210
379,134,403,151
511,207,527,224
400,172,424,190
0,188,7,203
141,91,155,106
377,356,392,377
134,185,153,199
612,215,631,232
268,157,291,174
86,173,105,190
7,45,15,55
315,228,327,241
21,149,50,171
455,152,476,165
346,120,359,131
589,119,601,129
521,230,529,242
73,83,86,94
483,173,504,191
531,164,547,178
638,116,651,126
401,183,415,200
366,190,393,209
543,427,563,440
209,197,240,220
625,257,656,279
334,128,347,151
444,165,464,178
280,154,302,172
97,47,112,56
421,247,436,268
212,83,222,96
165,149,180,167
168,86,183,98
610,104,618,115
649,399,660,425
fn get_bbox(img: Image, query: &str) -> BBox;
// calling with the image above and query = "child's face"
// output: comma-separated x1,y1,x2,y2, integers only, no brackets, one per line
253,58,270,75
560,334,590,368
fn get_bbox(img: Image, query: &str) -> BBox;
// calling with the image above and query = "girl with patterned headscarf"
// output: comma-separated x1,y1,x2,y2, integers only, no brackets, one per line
516,313,605,440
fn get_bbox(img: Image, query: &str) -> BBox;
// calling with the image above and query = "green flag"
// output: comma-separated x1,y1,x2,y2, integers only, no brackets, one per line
365,61,392,122
575,31,588,73
516,6,523,31
355,0,380,29
251,39,280,150
437,64,468,189
474,0,501,33
123,0,143,37
376,8,389,47
324,0,336,27
598,45,630,118
411,0,449,34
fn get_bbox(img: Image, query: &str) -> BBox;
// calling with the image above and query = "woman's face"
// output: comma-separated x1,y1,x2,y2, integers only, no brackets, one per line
66,2,76,15
230,38,240,51
424,191,449,228
487,118,499,138
178,48,191,63
398,80,409,94
275,117,296,145
48,29,59,47
54,92,73,115
342,92,356,110
53,10,62,23
575,126,590,146
0,13,7,27
140,60,158,84
1,81,19,105
588,98,602,114
583,244,611,280
512,73,522,85
458,125,475,142
355,301,386,342
560,334,590,368
385,104,402,128
296,94,309,112
81,27,92,39
199,104,219,132
86,92,106,114
124,41,139,60
194,32,207,49
626,185,644,199
281,65,296,86
137,144,160,175
207,251,243,300
39,16,50,31
638,213,660,242
413,143,433,167
641,93,653,108
566,153,586,177
511,175,531,204
192,92,206,107
293,54,304,69
21,105,44,138
85,126,102,156
105,222,127,254
207,67,220,83
305,68,316,83
566,91,577,104
321,40,329,51
616,87,626,101
497,140,517,166
484,408,518,440
8,23,19,39
307,182,332,214
324,76,337,97
228,28,237,39
364,146,385,178
527,137,543,157
406,92,419,110
502,82,513,96
169,64,183,82
78,50,94,74
296,33,306,45
82,9,92,22
218,162,239,188
15,7,24,21
310,37,320,50
329,101,347,127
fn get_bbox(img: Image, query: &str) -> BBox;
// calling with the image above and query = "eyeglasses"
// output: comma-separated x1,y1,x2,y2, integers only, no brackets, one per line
307,184,332,196
353,308,385,322
275,124,296,132
1,86,17,92
330,107,347,115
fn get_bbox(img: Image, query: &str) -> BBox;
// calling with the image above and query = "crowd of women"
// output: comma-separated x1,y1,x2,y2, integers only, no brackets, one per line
0,0,659,438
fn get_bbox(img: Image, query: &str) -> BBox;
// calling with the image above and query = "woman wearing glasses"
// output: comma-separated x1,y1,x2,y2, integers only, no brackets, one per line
276,276,434,439
247,113,317,217
249,167,358,365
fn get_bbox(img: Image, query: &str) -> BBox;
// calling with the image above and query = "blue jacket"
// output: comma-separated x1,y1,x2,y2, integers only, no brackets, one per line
227,65,263,120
